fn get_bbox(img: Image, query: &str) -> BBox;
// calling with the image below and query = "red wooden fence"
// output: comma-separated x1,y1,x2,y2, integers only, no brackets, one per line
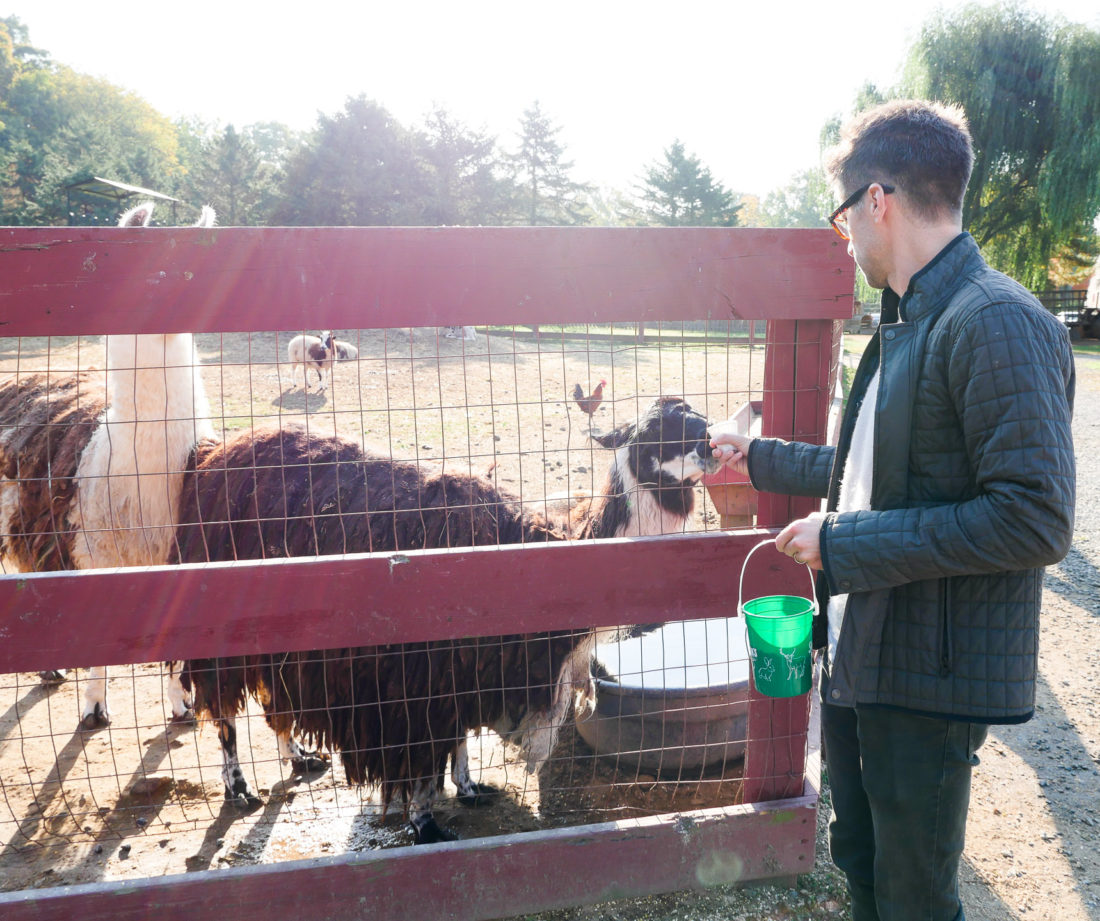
0,225,854,920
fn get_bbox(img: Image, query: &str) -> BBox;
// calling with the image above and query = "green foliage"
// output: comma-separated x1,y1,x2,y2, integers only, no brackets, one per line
575,185,646,227
757,167,832,228
904,2,1100,287
0,17,182,224
417,107,513,225
271,96,427,225
510,101,591,225
189,125,278,225
637,140,740,227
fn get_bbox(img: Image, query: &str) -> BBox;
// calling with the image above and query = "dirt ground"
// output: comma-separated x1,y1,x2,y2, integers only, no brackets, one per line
0,326,760,895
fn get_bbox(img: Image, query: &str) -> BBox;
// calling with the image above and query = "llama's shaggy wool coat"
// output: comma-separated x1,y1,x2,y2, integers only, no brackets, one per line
0,373,106,572
175,427,581,808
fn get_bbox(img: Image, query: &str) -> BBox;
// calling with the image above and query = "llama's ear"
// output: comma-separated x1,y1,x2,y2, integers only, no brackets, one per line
590,422,633,450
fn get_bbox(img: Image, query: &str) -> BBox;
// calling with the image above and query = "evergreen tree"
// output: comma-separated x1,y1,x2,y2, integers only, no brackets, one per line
637,140,740,227
187,124,277,225
510,101,590,225
417,107,512,225
271,96,428,226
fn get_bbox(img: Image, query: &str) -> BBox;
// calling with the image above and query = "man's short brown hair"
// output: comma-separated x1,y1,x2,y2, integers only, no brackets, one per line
824,100,973,221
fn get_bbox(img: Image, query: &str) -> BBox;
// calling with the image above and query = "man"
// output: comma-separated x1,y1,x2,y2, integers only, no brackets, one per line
712,100,1075,921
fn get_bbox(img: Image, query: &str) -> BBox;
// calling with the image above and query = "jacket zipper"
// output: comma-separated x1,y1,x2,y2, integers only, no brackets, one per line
939,580,953,676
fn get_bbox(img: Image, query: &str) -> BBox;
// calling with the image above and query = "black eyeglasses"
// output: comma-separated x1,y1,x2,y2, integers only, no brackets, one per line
827,183,895,240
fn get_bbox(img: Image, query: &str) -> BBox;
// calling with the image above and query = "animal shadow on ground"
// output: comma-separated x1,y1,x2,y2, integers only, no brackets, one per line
272,387,328,412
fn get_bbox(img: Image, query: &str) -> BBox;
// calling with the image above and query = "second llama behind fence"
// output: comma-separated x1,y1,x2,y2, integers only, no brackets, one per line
178,397,719,844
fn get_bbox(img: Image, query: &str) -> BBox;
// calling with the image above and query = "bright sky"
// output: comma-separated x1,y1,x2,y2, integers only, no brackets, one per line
9,1,1100,199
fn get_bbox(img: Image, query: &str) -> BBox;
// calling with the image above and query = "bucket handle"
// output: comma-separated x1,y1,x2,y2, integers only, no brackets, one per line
738,537,817,614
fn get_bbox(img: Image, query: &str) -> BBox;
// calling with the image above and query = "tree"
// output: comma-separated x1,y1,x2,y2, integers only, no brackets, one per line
510,101,590,225
271,96,428,226
904,3,1100,287
416,107,512,225
187,125,277,225
0,18,182,225
575,185,646,226
637,140,740,227
756,167,832,228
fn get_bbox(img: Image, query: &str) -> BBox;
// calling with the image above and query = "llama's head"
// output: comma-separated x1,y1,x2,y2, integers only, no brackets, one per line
583,397,718,536
592,397,719,485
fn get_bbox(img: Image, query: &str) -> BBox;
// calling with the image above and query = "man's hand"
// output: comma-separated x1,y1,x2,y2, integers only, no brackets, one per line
709,430,752,477
776,512,827,570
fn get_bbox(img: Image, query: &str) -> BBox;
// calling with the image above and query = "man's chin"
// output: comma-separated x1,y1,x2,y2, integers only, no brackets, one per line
858,267,888,290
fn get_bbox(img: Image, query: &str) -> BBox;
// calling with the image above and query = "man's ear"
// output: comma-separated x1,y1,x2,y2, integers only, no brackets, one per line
868,183,890,222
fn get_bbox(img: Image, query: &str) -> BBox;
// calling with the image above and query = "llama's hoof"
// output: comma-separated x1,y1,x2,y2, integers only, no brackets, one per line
290,752,330,775
412,818,459,844
79,706,110,731
457,783,499,808
225,789,262,810
38,670,67,686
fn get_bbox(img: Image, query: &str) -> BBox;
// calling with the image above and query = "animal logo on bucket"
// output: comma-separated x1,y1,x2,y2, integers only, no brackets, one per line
750,649,776,685
783,649,807,681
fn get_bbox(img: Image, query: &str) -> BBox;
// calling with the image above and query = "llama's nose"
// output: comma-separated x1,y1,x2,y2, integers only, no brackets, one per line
698,440,723,474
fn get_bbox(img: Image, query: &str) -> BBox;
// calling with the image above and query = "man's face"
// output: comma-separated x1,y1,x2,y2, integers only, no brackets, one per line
845,191,890,290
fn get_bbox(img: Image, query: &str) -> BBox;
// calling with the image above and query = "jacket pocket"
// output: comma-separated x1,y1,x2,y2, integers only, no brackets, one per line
939,578,953,676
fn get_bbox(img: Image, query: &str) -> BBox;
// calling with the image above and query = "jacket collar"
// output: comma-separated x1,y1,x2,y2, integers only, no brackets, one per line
880,232,981,325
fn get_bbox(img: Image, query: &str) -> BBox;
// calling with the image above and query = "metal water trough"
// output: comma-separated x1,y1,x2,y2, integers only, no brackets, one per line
577,617,751,776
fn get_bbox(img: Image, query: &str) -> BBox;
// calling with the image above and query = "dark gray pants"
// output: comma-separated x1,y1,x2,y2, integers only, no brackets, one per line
821,675,988,921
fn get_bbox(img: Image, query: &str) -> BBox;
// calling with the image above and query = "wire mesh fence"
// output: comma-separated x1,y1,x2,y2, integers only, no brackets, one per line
0,321,803,892
0,222,851,919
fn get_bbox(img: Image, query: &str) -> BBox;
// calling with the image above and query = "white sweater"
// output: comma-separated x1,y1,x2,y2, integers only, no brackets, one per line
827,366,880,666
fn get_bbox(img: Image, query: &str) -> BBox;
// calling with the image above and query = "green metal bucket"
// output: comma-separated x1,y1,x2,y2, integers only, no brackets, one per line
739,541,815,698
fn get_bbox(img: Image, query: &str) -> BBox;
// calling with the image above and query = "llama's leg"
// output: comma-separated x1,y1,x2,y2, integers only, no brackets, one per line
409,778,457,844
218,715,261,808
38,668,69,686
276,730,330,775
79,667,110,730
166,663,195,724
250,681,329,776
451,738,497,807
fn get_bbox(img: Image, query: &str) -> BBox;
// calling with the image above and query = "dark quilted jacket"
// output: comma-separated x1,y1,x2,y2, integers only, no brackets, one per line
748,234,1075,723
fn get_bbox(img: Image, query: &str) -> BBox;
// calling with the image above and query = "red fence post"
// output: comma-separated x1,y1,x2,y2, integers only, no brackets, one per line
744,317,839,803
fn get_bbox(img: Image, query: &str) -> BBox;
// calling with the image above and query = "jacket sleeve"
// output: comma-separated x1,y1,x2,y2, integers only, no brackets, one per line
748,437,834,499
821,301,1075,596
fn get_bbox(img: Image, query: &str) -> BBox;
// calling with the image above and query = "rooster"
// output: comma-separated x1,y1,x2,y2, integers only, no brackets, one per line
572,379,607,416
